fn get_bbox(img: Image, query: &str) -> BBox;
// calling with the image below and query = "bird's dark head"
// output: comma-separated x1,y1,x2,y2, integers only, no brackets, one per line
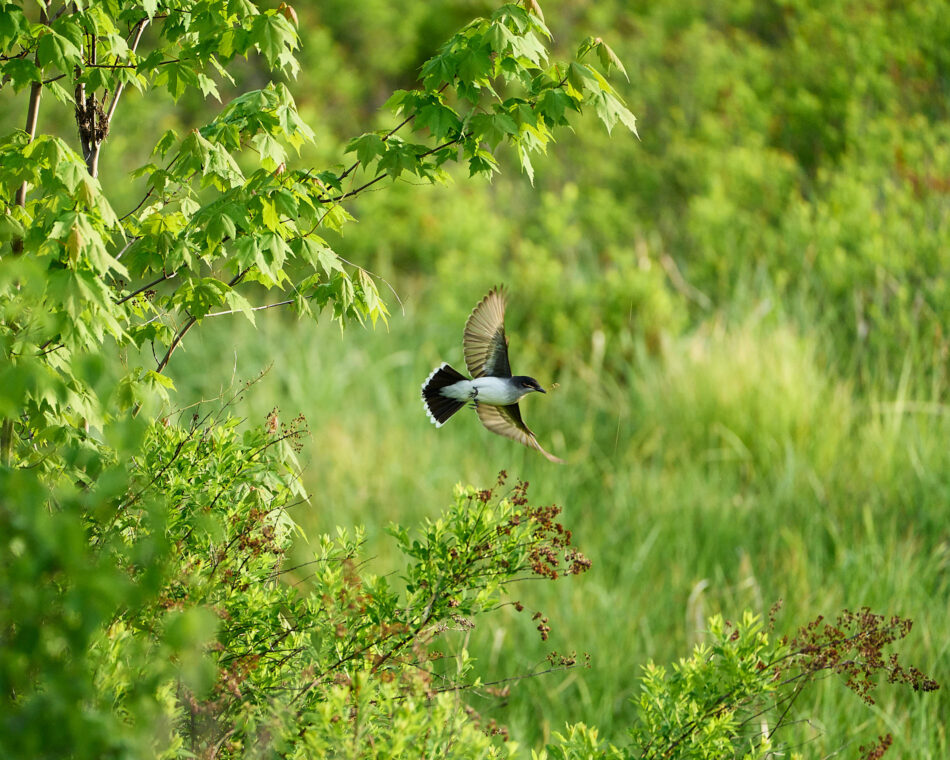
512,375,546,394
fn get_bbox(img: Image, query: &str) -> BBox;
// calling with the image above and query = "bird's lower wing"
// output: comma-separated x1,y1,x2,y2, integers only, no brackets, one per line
476,403,564,464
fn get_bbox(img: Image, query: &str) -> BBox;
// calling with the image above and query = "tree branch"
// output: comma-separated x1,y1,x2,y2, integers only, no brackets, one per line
330,83,446,188
78,32,101,177
15,82,44,205
81,18,150,178
154,315,197,375
328,172,388,202
118,152,182,222
13,5,48,208
335,112,417,185
4,3,50,463
116,269,178,305
204,299,293,318
104,19,150,126
325,135,462,203
155,269,249,374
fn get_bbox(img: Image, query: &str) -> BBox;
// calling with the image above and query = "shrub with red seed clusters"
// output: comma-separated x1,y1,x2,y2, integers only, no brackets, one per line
859,734,893,760
488,479,592,584
790,608,939,705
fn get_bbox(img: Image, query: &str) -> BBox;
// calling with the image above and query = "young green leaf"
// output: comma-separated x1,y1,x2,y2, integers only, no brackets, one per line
37,29,82,74
251,11,298,70
346,133,386,169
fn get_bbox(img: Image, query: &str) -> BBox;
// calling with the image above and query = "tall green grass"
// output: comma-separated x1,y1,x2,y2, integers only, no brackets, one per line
168,290,948,756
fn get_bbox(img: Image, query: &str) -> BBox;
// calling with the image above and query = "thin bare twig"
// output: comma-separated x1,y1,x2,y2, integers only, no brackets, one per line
155,268,249,374
204,299,293,318
118,152,182,222
104,19,150,125
116,270,178,304
333,87,441,185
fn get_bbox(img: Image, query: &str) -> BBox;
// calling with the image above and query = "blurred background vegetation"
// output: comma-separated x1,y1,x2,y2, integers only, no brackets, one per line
8,0,947,754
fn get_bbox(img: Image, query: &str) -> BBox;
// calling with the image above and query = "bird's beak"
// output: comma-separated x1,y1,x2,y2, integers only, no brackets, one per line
537,386,546,393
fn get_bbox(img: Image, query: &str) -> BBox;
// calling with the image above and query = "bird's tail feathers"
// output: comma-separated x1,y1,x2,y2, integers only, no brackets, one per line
421,363,468,427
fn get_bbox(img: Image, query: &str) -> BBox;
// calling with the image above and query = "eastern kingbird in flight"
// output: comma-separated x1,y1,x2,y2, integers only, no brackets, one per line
421,287,563,463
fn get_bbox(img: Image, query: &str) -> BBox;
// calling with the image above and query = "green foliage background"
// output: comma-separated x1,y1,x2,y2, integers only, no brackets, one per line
217,0,950,752
170,1,950,752
2,0,947,757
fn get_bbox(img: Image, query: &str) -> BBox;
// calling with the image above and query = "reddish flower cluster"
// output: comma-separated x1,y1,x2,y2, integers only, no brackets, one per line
546,650,578,668
858,734,893,760
462,704,510,742
532,611,551,641
791,608,940,705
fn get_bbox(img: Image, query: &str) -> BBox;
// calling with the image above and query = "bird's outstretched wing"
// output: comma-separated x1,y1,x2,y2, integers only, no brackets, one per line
476,403,564,463
463,287,511,378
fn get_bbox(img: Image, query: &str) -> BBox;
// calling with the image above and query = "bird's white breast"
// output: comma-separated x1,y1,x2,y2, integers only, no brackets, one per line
471,377,521,405
439,377,525,406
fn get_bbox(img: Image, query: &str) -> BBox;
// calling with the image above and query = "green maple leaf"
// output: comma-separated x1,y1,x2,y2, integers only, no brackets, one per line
37,29,82,74
251,12,297,69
